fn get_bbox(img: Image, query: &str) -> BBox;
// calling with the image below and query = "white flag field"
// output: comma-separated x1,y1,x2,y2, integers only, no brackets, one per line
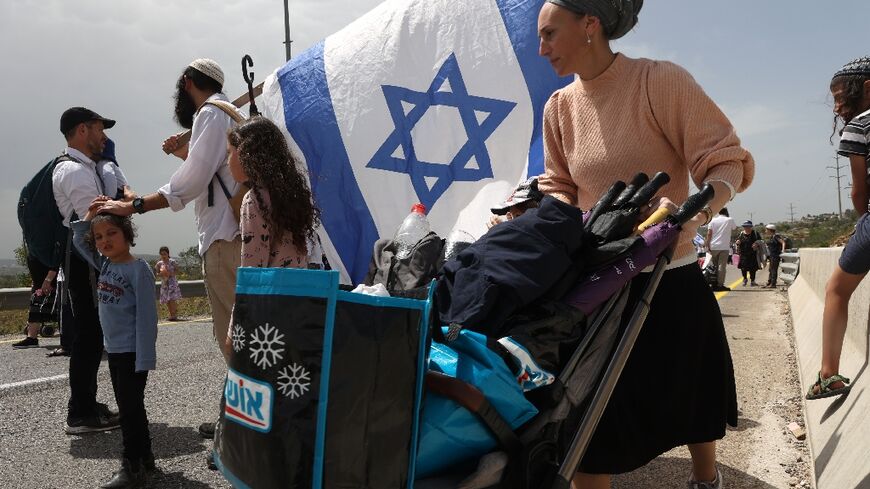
260,0,570,284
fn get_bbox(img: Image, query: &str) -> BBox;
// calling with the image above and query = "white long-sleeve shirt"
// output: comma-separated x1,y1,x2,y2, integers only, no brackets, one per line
52,147,105,226
158,93,240,256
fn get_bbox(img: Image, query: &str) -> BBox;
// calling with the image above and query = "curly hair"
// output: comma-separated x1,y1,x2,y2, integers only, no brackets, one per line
84,214,137,250
227,116,320,251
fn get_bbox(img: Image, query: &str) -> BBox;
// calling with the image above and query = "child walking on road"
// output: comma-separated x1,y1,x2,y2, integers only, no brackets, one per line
222,116,320,356
155,246,182,321
72,204,158,488
807,57,870,400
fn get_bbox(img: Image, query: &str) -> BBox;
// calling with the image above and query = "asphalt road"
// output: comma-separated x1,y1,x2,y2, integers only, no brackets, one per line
0,263,812,488
0,319,228,489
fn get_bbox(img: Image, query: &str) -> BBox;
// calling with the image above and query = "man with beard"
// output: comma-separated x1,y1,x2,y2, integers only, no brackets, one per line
98,59,241,442
52,107,122,433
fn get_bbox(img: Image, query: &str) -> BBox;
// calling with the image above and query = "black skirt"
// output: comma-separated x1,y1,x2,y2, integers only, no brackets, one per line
578,262,738,474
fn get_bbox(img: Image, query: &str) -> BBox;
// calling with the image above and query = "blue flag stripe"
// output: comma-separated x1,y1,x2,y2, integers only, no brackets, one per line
277,42,380,283
495,0,573,177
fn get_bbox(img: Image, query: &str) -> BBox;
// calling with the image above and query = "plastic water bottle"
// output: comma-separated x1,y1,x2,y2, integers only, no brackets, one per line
443,229,475,262
394,203,430,259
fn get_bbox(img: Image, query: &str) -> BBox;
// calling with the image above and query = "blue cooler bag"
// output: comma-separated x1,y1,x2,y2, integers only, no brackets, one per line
215,268,434,489
416,329,539,478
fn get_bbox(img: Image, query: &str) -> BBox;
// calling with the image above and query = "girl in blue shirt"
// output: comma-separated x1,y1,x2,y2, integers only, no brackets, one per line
72,203,157,488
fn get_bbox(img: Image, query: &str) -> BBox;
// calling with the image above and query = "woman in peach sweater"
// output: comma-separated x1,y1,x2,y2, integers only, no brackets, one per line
537,1,754,488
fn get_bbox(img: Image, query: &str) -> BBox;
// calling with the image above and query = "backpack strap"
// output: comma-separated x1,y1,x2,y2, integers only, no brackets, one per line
203,99,245,124
202,99,245,208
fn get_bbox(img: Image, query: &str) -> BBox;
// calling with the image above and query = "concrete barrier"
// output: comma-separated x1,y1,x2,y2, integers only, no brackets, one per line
788,248,870,489
0,280,207,311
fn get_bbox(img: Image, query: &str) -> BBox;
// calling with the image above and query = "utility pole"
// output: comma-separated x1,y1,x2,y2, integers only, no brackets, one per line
827,154,846,218
283,0,293,61
789,203,796,223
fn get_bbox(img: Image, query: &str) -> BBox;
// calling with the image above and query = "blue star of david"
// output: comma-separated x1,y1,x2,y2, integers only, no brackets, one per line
366,53,516,210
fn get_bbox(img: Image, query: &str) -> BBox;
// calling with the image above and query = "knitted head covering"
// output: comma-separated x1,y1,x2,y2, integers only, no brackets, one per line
188,58,225,86
547,0,643,40
833,57,870,80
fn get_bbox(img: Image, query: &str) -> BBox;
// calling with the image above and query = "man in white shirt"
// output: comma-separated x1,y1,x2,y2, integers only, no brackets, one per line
52,107,123,434
706,207,737,291
98,59,240,442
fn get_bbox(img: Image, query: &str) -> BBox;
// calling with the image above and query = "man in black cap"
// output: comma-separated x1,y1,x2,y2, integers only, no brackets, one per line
52,107,122,434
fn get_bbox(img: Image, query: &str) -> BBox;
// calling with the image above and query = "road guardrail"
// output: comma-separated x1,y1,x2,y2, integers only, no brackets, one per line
780,250,800,286
0,280,207,311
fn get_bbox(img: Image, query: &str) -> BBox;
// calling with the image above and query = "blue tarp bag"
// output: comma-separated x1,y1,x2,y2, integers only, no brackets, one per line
416,329,539,478
215,268,433,489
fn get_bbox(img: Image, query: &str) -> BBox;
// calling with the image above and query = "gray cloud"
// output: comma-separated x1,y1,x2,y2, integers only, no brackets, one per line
1,0,382,258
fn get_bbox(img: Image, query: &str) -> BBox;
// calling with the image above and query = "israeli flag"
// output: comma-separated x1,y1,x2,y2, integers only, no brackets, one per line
261,0,570,284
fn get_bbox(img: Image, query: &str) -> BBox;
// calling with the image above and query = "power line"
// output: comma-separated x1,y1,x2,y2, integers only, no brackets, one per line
827,154,847,218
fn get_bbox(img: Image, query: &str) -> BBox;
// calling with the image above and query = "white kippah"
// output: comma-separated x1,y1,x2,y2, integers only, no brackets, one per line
188,58,224,87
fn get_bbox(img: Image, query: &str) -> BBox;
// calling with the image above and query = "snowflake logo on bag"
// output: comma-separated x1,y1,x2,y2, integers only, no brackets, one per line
232,324,246,353
277,363,311,399
249,323,285,369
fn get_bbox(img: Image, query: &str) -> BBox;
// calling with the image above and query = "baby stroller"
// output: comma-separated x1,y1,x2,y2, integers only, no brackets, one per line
418,173,715,488
212,173,713,489
702,262,718,287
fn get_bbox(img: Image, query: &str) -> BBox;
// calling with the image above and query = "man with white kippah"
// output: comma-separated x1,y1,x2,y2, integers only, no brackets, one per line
98,58,242,448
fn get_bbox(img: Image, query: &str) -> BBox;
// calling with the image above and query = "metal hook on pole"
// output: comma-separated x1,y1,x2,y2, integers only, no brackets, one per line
242,55,259,116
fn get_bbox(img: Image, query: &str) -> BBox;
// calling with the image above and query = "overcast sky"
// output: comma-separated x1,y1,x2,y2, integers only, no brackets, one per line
2,1,868,259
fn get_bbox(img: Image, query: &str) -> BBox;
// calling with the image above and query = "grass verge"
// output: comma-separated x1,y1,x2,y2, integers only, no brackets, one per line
0,296,212,336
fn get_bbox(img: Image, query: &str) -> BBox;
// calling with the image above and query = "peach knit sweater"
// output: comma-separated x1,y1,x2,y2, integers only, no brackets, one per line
538,54,754,261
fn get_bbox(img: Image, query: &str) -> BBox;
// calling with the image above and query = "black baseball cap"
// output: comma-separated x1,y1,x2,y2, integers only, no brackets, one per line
59,107,116,135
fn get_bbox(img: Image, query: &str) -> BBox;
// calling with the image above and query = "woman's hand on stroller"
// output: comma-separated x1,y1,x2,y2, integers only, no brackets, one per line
638,196,677,223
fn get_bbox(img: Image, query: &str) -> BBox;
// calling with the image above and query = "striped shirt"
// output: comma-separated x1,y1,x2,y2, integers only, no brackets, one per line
838,107,870,186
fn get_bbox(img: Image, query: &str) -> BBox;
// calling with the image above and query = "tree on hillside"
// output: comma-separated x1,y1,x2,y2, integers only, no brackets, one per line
176,245,203,280
14,242,27,267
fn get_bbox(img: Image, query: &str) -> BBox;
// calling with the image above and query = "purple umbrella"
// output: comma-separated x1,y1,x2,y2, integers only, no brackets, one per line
563,184,715,315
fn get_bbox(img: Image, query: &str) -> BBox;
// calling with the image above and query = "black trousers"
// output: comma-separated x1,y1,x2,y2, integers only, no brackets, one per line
108,352,151,463
768,256,781,285
60,298,75,352
66,250,104,420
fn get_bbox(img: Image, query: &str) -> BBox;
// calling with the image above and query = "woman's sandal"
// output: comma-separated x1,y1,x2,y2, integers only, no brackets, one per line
806,371,851,400
46,347,70,357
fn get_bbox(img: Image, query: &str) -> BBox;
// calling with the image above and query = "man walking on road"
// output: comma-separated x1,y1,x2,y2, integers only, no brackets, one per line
706,207,737,291
52,107,122,433
98,59,241,441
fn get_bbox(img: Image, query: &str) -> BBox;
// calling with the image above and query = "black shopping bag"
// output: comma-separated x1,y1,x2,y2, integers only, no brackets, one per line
214,268,433,489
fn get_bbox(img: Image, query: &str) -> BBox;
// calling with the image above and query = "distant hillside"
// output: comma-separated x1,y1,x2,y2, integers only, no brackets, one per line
0,259,26,276
771,211,859,248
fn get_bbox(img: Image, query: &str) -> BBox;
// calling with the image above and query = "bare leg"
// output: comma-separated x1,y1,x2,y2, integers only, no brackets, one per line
688,442,717,482
572,473,610,489
168,300,178,319
25,322,40,338
819,266,866,389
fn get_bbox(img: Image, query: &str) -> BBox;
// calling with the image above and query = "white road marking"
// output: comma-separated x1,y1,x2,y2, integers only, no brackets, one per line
0,373,68,392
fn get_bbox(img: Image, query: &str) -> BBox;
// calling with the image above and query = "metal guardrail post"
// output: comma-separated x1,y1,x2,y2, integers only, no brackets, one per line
779,250,800,287
0,280,208,311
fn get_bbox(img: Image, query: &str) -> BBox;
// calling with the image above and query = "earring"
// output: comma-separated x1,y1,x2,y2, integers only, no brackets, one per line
586,33,591,44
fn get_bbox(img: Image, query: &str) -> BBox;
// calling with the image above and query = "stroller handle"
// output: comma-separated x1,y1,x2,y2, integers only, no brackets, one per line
671,183,715,225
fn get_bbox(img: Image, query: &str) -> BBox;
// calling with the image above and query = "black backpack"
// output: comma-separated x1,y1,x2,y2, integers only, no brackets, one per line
364,232,445,292
18,155,72,269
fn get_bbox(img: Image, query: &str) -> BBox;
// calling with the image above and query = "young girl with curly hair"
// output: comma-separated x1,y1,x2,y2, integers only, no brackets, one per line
223,116,320,353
